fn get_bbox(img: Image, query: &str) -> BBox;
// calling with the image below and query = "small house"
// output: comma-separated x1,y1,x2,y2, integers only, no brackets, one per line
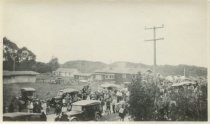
93,68,144,83
53,68,79,78
74,73,92,80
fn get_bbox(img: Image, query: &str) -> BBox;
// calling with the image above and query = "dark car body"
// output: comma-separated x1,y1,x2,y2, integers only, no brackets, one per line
52,88,79,106
20,87,36,100
3,112,42,121
67,100,102,121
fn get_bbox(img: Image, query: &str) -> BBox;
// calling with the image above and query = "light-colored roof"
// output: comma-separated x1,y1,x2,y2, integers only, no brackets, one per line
3,71,39,77
72,100,101,106
59,88,79,93
54,68,79,73
95,67,144,74
21,87,36,91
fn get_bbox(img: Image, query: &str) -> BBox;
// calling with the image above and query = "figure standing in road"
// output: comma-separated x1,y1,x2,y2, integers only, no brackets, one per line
119,105,126,121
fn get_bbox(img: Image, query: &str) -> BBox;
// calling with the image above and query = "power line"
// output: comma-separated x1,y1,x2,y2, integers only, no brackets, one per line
144,24,164,86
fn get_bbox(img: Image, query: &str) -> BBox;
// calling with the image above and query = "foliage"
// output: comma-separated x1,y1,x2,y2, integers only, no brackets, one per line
48,58,59,72
128,72,207,121
128,72,156,121
3,37,36,71
32,62,52,73
3,37,59,73
3,37,19,70
174,84,208,121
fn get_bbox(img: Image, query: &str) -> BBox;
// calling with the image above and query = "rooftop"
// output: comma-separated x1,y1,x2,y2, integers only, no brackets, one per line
21,87,36,91
54,68,79,73
95,67,145,74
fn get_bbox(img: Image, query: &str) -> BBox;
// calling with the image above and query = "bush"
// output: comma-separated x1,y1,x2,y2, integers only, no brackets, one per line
128,72,156,121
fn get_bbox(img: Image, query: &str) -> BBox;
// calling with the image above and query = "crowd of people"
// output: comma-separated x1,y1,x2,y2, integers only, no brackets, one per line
4,73,207,121
52,84,129,121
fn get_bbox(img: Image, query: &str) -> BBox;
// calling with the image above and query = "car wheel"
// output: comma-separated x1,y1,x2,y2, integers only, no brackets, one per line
95,114,100,121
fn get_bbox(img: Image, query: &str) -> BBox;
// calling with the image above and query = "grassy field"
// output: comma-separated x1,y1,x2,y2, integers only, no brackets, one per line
3,82,88,106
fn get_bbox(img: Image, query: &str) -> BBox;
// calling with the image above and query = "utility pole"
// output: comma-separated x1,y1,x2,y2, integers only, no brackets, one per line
145,25,164,86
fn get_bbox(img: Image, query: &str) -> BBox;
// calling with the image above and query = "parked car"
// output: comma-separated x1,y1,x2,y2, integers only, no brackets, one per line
65,100,102,121
20,87,37,100
3,112,42,121
17,88,39,112
48,88,80,107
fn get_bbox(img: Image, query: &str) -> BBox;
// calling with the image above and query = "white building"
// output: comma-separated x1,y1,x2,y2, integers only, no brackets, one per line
53,68,79,78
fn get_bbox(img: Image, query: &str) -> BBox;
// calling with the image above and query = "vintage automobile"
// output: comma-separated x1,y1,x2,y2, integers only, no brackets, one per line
66,100,102,121
20,87,37,100
49,88,80,107
17,88,40,112
3,112,42,121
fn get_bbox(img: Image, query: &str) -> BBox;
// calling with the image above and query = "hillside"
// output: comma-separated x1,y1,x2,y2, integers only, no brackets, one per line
61,60,108,73
61,60,207,77
110,61,151,69
157,64,207,77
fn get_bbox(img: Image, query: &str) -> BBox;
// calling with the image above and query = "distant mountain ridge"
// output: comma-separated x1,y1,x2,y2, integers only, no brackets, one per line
61,60,108,73
61,60,207,77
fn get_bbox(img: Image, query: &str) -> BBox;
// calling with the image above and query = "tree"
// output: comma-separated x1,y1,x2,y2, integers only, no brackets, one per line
3,37,36,71
3,37,19,70
3,37,60,73
32,62,52,73
16,47,36,71
128,72,156,121
48,57,59,72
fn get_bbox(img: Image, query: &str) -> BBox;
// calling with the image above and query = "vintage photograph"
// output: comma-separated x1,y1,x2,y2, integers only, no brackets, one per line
2,0,208,122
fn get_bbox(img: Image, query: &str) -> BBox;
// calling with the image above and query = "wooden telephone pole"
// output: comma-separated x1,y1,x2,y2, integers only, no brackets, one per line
145,25,164,86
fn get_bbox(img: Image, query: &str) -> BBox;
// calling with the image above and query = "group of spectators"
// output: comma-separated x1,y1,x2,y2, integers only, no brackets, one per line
88,86,129,121
5,74,207,121
53,84,129,121
143,75,208,121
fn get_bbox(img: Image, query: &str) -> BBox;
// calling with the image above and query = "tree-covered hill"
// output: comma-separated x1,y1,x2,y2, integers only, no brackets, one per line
61,60,108,73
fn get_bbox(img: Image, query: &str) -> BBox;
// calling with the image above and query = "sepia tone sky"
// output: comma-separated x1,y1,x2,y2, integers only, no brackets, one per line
2,0,208,67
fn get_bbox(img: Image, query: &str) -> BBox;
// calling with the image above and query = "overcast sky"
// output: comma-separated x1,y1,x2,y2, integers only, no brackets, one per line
2,0,207,67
